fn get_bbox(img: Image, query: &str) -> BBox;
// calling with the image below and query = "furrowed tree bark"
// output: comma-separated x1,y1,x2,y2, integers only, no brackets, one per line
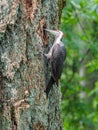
0,0,65,130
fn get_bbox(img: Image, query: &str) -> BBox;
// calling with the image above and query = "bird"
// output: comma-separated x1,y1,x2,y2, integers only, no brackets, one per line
44,29,66,97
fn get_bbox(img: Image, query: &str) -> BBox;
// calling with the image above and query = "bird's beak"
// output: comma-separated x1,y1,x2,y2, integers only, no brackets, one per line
44,29,58,36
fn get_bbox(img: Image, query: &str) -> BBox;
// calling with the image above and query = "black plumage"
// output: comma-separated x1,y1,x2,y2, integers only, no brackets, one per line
45,42,66,97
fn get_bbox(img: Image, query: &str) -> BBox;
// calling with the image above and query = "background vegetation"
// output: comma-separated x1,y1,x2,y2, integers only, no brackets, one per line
60,0,98,129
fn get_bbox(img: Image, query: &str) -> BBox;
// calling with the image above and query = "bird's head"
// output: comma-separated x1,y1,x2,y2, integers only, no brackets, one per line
44,29,64,39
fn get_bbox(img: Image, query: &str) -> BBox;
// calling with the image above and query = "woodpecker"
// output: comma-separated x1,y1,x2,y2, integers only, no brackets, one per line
44,29,66,97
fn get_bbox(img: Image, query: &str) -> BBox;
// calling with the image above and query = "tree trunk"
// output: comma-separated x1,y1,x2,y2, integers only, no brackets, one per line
0,0,65,130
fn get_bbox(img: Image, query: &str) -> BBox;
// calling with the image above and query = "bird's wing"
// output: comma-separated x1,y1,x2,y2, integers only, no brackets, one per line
50,43,66,83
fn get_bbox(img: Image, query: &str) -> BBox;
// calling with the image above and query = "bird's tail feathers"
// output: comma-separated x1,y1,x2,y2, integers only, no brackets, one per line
45,77,55,98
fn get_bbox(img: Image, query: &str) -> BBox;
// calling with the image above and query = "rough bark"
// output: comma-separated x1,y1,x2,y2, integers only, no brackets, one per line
0,0,64,130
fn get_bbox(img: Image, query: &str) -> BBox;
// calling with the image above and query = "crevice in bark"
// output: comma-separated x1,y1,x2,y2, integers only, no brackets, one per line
25,31,30,63
36,17,49,46
11,105,17,130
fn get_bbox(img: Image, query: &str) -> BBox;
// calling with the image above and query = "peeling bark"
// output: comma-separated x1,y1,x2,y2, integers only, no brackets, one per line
0,0,63,130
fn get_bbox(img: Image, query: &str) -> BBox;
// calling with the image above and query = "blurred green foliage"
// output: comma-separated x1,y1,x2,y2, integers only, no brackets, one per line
60,0,98,129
